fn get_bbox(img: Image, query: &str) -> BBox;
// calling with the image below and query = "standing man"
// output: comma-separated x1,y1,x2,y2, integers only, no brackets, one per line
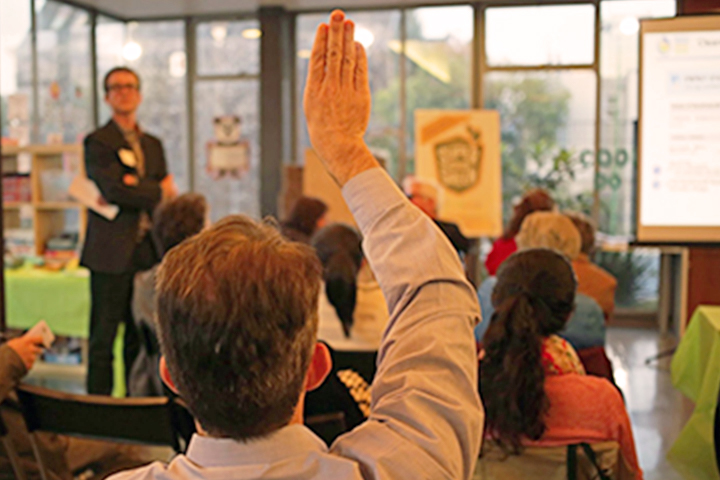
81,67,178,395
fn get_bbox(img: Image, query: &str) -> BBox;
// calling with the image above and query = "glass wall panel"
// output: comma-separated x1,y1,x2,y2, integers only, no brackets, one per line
193,80,260,220
0,0,33,144
35,0,92,144
95,21,189,191
297,11,402,176
485,5,596,67
403,6,473,174
484,70,597,221
95,15,126,123
196,20,260,76
595,0,676,310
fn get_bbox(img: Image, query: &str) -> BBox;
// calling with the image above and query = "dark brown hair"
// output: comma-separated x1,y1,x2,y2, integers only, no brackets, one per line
283,197,328,238
480,249,576,453
103,67,141,93
503,189,555,239
153,193,207,255
156,215,322,440
311,224,363,337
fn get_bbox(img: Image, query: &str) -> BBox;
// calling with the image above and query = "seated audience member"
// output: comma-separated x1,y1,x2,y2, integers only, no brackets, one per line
516,211,606,350
479,249,642,479
566,211,618,322
1,333,151,479
485,188,554,276
280,196,328,244
403,176,470,256
312,224,388,351
477,211,606,350
129,193,208,397
109,11,482,480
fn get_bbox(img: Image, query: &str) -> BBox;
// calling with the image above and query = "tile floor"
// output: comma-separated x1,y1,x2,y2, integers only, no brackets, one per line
606,328,695,480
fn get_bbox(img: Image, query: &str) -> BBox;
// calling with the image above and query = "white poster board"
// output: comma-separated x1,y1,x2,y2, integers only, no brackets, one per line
415,109,502,238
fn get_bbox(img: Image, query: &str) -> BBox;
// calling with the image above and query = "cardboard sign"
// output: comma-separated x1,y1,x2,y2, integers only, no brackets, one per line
415,109,502,238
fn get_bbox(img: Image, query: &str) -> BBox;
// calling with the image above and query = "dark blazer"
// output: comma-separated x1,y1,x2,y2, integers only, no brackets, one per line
80,121,167,274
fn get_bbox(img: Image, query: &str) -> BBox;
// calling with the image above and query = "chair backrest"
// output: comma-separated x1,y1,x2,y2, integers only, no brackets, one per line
306,412,346,445
0,410,27,480
16,384,183,451
473,440,632,480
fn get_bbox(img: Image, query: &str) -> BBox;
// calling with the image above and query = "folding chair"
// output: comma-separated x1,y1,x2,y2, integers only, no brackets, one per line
16,384,193,480
0,410,27,480
474,441,634,480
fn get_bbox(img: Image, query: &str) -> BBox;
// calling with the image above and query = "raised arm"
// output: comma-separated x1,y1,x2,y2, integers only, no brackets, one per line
304,11,483,479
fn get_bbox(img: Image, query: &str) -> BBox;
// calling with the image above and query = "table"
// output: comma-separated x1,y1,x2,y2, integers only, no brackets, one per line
667,306,720,480
5,266,126,397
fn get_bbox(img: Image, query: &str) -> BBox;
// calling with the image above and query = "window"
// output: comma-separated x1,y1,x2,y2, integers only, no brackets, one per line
0,0,33,144
485,5,596,67
35,1,92,144
297,11,402,176
594,0,676,310
484,70,597,220
196,20,260,76
95,15,126,124
404,6,473,174
193,20,261,220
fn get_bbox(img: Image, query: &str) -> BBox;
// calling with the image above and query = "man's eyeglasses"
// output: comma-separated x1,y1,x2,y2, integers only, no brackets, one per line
107,84,139,93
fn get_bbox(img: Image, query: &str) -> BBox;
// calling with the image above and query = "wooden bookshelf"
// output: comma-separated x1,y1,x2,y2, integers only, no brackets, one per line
2,145,86,256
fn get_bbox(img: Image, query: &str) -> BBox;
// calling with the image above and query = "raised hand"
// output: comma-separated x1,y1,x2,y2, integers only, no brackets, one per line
303,10,379,186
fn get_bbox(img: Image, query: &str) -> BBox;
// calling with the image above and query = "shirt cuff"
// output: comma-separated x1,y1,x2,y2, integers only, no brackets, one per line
342,168,406,233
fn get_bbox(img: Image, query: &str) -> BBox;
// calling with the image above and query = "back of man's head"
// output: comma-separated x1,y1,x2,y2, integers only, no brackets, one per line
155,215,323,439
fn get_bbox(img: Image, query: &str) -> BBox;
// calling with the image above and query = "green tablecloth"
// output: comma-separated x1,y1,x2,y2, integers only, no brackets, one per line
668,306,720,480
5,266,126,397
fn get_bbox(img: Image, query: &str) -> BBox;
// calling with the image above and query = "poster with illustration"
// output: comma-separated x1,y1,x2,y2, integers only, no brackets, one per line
206,115,250,179
415,109,502,238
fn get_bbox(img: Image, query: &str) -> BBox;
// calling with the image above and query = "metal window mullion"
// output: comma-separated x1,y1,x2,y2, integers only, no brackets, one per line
592,0,601,224
186,18,196,192
195,74,261,82
397,9,407,181
473,3,486,108
484,63,595,72
30,0,40,144
90,10,99,129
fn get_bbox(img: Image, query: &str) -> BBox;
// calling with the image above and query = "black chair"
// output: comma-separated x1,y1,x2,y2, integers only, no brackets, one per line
16,384,193,480
715,380,720,476
0,410,27,480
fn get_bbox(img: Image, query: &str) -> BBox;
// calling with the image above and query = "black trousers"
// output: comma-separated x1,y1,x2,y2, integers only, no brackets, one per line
87,236,157,395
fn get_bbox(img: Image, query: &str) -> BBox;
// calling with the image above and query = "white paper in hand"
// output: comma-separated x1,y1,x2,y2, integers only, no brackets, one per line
69,175,119,221
27,320,55,349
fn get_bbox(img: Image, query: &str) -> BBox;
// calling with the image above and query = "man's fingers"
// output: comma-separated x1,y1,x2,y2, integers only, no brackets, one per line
307,23,328,90
341,20,356,89
355,42,370,94
326,10,345,84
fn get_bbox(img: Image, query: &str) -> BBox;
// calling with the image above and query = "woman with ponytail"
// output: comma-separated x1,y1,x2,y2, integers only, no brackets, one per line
479,249,642,479
311,224,388,351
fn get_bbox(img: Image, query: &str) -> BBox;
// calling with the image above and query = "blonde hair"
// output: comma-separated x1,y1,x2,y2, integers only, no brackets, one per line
516,211,582,261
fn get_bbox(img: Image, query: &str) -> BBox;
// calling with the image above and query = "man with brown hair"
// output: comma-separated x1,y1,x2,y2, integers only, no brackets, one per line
110,10,482,480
